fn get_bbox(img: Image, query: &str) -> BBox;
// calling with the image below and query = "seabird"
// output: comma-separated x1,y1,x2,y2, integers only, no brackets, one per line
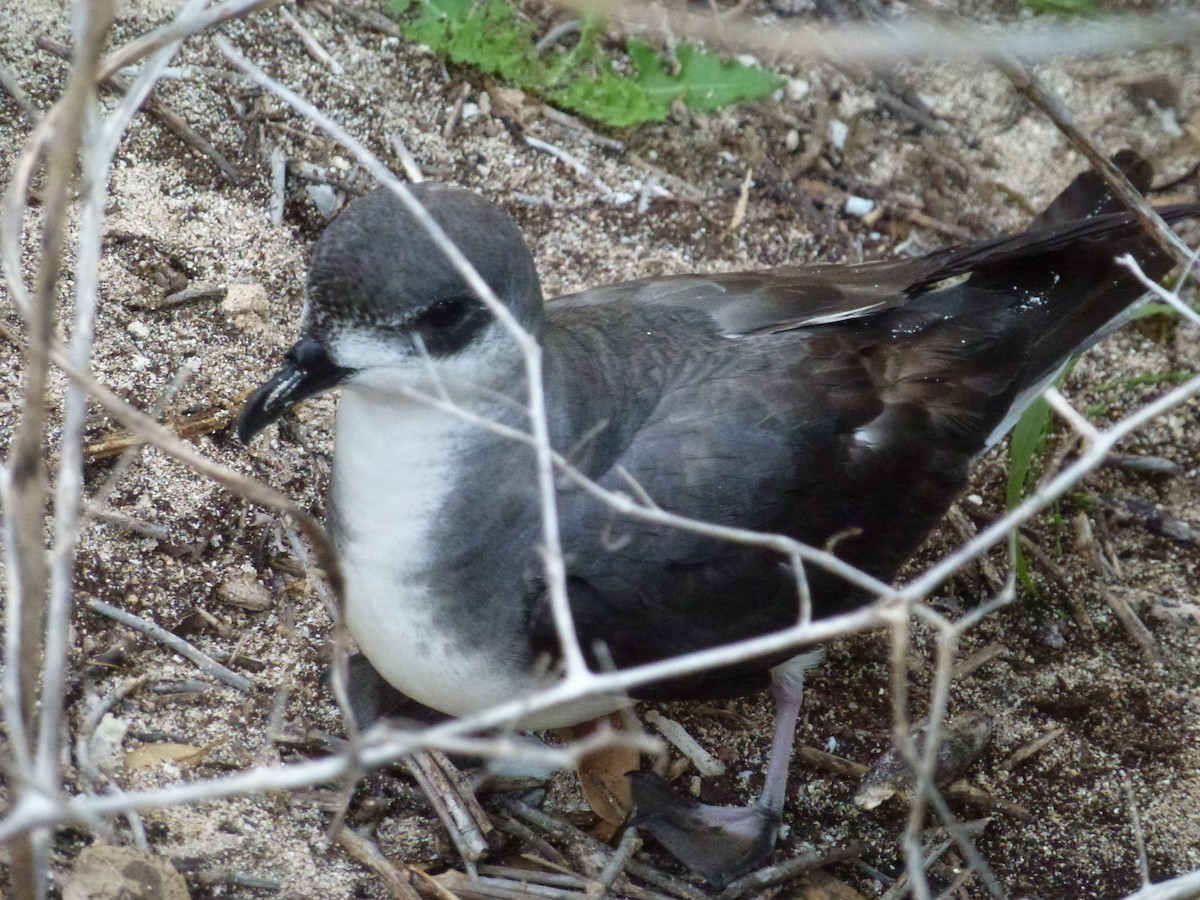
239,152,1198,887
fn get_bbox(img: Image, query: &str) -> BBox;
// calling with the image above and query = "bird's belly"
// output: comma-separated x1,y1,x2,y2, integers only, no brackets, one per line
341,551,628,729
343,567,524,715
331,389,626,728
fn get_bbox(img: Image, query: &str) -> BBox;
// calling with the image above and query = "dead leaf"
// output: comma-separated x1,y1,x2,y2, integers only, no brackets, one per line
217,570,272,611
855,712,992,810
557,712,638,826
62,844,190,900
790,868,868,899
125,738,223,770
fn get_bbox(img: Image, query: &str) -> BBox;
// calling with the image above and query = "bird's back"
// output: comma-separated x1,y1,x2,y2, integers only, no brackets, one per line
524,159,1199,697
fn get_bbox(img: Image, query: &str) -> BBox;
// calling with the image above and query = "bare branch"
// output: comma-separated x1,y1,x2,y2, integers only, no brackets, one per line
551,0,1200,68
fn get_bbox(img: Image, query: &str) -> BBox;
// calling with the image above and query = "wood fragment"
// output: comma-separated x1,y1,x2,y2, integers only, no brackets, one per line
390,131,426,183
724,167,753,236
1102,496,1200,545
269,143,287,226
716,843,867,899
627,153,706,204
0,59,37,122
87,598,254,692
1017,533,1098,638
407,751,492,868
493,817,571,870
84,503,170,540
325,0,402,36
944,505,1006,593
598,829,642,893
944,781,1032,821
644,709,726,777
279,6,343,74
130,282,226,311
951,643,1007,680
540,105,626,151
444,83,470,139
1104,453,1184,478
503,799,611,879
1001,726,1066,772
438,870,581,898
1072,511,1110,576
336,826,423,900
795,745,868,780
1098,586,1161,662
85,403,237,460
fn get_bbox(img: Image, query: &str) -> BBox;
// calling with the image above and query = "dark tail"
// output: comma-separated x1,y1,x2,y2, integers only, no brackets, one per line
875,152,1199,454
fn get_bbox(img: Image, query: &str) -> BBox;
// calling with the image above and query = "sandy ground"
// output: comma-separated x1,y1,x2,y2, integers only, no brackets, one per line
1,1,1199,897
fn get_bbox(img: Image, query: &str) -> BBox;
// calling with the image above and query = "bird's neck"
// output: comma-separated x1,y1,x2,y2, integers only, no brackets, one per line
329,384,478,577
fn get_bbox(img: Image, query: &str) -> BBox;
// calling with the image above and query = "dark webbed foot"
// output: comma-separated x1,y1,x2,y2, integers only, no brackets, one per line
630,771,779,889
628,650,824,888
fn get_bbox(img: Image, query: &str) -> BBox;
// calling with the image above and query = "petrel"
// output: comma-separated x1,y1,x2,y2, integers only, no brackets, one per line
240,153,1198,887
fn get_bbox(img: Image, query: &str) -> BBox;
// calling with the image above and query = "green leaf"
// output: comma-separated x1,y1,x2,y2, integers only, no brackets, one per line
667,44,782,114
388,0,783,127
623,39,782,118
1006,361,1077,596
553,67,667,127
1021,0,1099,16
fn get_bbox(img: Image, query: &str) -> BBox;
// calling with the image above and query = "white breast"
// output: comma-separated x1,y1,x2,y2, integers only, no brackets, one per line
331,384,625,728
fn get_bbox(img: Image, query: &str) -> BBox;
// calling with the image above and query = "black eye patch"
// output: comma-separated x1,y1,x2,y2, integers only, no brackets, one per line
410,296,490,356
415,297,472,330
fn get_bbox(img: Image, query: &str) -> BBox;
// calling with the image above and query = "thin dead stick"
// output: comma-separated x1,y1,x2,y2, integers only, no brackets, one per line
1016,532,1098,638
997,58,1196,271
0,724,651,841
406,751,491,870
279,6,343,75
38,0,211,805
717,843,866,899
87,599,254,692
82,504,170,540
1119,253,1200,328
35,36,243,183
1098,586,1159,662
1001,727,1066,772
335,827,423,900
596,828,642,894
4,4,115,895
552,0,1200,68
5,0,113,775
0,60,36,123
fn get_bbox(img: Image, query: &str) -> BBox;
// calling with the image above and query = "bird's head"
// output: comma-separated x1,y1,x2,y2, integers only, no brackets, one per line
238,183,543,443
